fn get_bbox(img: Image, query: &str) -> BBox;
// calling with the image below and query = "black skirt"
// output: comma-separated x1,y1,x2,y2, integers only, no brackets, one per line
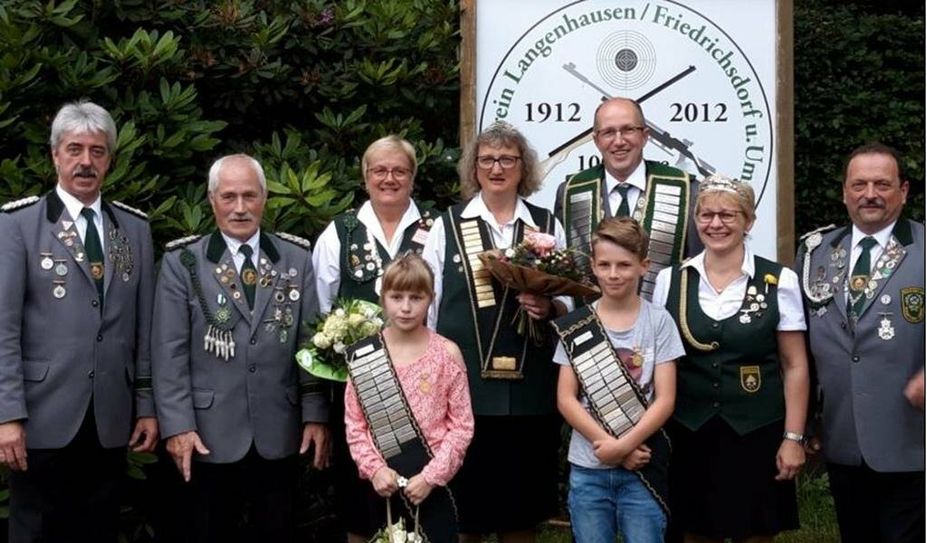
451,414,562,534
667,417,799,539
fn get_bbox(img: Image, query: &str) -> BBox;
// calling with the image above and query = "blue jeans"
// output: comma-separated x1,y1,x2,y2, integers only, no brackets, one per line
568,464,666,543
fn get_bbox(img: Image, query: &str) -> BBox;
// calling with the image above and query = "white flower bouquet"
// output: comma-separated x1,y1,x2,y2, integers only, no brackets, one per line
296,299,384,382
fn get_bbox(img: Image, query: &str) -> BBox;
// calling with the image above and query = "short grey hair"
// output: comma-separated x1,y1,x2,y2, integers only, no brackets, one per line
458,121,542,200
49,100,118,152
362,135,418,181
207,154,267,194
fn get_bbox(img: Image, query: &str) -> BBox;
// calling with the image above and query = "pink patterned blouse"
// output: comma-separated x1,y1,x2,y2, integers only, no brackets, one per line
344,331,474,487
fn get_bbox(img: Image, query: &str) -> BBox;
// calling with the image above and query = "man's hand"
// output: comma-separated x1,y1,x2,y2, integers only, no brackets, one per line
904,369,925,410
300,423,330,469
129,417,159,452
372,467,399,497
404,473,434,505
775,439,806,481
0,421,27,471
620,444,652,471
166,431,210,482
517,292,553,320
592,436,634,465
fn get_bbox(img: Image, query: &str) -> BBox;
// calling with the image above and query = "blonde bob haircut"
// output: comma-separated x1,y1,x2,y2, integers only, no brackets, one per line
457,121,542,200
695,175,757,223
379,252,435,304
362,135,418,181
591,217,650,262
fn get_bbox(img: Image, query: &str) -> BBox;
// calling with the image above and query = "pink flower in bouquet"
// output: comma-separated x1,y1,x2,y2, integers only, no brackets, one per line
524,231,557,257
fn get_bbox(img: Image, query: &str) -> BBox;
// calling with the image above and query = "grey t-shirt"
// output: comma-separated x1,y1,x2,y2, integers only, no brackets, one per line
553,299,685,469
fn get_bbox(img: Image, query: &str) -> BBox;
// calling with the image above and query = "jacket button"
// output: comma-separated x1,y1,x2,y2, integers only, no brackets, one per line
250,339,256,345
852,355,860,363
711,322,720,329
88,370,94,378
96,334,103,342
712,382,720,389
91,300,99,307
711,362,719,369
249,365,256,373
712,401,720,408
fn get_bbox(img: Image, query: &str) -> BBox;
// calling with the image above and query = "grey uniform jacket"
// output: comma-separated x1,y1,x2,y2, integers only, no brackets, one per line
0,192,155,449
795,219,925,472
152,231,328,464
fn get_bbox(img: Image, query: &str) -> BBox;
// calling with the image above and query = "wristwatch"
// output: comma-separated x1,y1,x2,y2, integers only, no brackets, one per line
782,431,805,444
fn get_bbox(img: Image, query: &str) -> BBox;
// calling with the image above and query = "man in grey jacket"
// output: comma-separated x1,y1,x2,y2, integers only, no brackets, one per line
0,101,159,542
796,142,924,543
152,153,329,542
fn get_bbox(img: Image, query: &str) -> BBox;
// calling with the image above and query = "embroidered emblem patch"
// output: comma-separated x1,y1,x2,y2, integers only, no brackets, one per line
901,287,924,323
740,365,761,393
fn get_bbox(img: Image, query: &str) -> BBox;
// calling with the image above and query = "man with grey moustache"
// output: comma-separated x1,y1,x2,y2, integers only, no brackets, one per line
0,100,159,543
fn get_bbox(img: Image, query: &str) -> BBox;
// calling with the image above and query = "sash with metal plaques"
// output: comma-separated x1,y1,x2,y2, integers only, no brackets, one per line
447,210,552,380
561,162,692,299
345,335,457,542
551,305,671,515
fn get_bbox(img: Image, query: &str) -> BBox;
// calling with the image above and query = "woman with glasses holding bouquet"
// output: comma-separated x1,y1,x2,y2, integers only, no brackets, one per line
422,122,569,543
312,135,436,543
652,175,810,543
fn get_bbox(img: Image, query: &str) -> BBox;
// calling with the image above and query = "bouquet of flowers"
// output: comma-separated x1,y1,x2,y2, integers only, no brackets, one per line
296,299,384,382
478,231,598,342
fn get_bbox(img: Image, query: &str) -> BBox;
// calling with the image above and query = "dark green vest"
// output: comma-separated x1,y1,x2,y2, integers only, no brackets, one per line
333,206,434,303
560,161,693,300
435,201,558,416
665,256,785,435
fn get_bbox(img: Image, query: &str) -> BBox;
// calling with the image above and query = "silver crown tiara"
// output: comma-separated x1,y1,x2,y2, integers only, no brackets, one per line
700,174,741,194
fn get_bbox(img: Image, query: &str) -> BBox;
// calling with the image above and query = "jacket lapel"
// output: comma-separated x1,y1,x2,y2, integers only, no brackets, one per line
830,229,852,320
206,231,252,324
250,233,280,336
46,192,95,287
857,220,912,319
101,202,117,296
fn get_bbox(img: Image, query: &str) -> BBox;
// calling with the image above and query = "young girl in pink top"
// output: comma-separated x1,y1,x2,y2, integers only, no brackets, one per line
344,253,473,542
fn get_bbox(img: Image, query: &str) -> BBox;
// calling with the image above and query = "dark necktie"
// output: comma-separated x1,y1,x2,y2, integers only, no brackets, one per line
239,244,257,310
848,236,877,322
615,183,631,218
80,207,104,305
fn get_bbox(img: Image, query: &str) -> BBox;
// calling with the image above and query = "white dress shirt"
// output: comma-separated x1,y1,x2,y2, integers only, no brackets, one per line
652,247,806,331
56,184,105,254
312,200,423,313
220,230,260,273
423,192,569,328
604,159,647,217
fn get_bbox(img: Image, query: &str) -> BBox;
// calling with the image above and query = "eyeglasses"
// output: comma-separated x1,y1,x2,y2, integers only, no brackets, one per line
594,126,645,141
367,166,412,180
696,210,743,224
476,155,521,170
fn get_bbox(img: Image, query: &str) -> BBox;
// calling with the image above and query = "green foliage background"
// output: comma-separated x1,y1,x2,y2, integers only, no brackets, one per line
0,0,922,246
0,0,921,540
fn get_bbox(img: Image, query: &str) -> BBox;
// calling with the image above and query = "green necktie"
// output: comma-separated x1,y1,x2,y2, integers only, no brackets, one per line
848,236,877,322
239,244,257,310
80,207,104,306
615,183,631,218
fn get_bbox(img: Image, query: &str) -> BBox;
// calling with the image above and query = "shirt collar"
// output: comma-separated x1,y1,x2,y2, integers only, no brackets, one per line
604,159,647,194
851,221,895,251
56,184,101,222
682,245,756,279
357,200,422,236
221,230,260,257
461,192,537,228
